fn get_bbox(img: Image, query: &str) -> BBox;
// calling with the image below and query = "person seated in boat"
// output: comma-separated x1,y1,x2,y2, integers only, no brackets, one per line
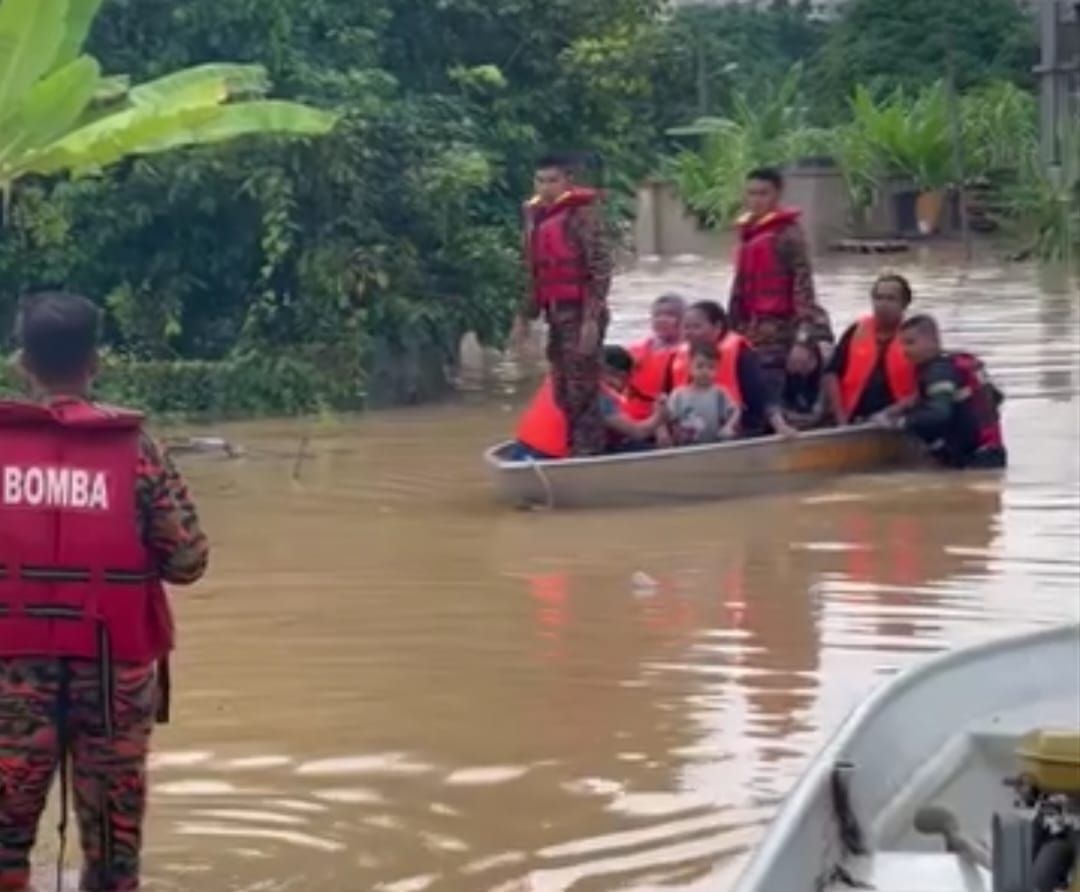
781,332,828,430
666,342,741,445
665,300,797,438
874,314,1007,469
626,293,686,420
824,272,918,425
511,347,666,460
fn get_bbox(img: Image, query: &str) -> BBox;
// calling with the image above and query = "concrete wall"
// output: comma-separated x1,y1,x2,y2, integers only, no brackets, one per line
635,180,721,258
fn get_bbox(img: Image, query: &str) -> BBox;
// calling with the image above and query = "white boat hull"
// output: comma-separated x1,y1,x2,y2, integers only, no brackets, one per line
732,624,1080,892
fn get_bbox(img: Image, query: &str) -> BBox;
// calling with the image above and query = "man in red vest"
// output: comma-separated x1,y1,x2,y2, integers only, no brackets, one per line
729,167,829,399
0,293,208,891
513,153,613,456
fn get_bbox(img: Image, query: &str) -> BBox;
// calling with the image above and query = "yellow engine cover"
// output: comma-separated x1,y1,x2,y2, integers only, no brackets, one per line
1016,730,1080,795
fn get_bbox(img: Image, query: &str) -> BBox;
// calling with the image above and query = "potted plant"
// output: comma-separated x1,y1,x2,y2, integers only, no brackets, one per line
846,84,953,236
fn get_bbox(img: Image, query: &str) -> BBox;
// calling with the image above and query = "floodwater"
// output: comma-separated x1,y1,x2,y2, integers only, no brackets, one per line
50,255,1080,890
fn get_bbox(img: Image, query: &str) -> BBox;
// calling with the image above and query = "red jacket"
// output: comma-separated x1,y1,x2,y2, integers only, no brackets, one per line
950,352,1004,450
733,207,802,320
0,399,172,664
528,188,597,308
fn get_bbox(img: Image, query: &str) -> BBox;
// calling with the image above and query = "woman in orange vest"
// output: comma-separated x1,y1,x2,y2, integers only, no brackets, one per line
626,294,686,421
665,301,796,437
824,273,918,425
513,347,667,460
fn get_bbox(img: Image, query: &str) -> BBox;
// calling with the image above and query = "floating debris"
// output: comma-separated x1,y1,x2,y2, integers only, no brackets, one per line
830,238,910,254
164,436,244,458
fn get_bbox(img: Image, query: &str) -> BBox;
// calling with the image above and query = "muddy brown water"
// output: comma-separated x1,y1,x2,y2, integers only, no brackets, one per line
37,255,1080,891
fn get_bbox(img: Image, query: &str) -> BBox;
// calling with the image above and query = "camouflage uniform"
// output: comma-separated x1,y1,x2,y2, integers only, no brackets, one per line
729,222,831,402
0,428,207,891
523,200,613,457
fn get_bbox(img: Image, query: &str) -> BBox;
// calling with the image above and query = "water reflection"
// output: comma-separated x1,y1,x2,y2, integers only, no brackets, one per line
29,257,1077,891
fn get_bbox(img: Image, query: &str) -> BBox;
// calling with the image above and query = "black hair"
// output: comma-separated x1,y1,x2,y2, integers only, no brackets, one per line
652,293,687,315
16,292,101,383
746,166,784,190
687,299,727,328
603,344,634,374
535,153,577,175
900,314,939,338
690,341,718,362
872,272,914,307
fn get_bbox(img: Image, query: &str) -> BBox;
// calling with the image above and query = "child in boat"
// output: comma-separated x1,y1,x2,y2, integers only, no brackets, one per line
781,333,828,429
666,342,741,445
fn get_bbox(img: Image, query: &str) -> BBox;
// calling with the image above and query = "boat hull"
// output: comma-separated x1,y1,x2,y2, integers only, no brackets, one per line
732,623,1080,892
483,426,922,509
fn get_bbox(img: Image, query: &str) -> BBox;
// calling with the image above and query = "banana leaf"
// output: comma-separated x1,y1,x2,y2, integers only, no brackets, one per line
0,0,66,116
128,63,271,107
52,0,103,71
17,99,338,179
0,54,98,171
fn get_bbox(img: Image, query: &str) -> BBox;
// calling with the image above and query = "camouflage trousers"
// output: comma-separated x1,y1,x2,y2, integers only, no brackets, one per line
0,659,157,891
547,305,607,457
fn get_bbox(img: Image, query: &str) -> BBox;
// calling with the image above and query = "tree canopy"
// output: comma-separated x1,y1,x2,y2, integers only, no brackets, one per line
0,0,1043,416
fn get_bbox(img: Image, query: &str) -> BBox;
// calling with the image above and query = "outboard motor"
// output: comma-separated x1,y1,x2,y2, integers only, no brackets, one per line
995,730,1080,892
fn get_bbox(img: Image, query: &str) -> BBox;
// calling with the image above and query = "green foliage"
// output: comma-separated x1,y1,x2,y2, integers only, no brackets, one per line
0,0,336,194
813,0,1036,118
0,350,358,416
666,65,834,225
1000,118,1080,265
845,83,954,192
0,0,1053,418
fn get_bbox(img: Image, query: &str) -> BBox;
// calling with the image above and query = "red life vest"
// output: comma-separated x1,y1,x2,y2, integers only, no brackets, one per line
949,352,1004,450
627,339,678,421
734,207,802,319
666,332,748,408
0,399,172,665
528,188,597,308
839,315,918,416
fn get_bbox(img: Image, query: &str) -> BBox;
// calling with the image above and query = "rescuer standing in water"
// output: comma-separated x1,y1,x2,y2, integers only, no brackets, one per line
0,292,208,891
513,153,614,456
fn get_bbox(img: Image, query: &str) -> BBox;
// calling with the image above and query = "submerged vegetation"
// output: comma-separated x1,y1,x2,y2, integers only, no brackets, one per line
0,0,1065,417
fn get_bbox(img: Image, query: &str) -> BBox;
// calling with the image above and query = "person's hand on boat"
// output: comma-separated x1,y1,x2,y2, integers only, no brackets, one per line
868,410,901,430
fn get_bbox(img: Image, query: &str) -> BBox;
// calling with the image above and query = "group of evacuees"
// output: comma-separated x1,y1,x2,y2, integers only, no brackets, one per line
512,157,1006,471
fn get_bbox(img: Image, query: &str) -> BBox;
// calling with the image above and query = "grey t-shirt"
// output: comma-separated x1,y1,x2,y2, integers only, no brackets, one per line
669,385,737,443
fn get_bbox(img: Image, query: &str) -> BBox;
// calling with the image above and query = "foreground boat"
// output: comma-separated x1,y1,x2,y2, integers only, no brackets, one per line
484,425,922,508
733,623,1080,892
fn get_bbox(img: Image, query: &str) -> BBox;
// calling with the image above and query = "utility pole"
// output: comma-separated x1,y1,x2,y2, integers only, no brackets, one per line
1036,0,1080,174
945,32,972,260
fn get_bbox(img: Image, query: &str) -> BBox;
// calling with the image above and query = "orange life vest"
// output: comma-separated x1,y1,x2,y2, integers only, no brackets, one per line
628,339,678,421
527,188,598,308
515,377,627,458
839,316,917,417
666,332,748,408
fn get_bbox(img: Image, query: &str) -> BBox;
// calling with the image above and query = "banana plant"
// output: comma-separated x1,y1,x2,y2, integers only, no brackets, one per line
0,0,338,210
